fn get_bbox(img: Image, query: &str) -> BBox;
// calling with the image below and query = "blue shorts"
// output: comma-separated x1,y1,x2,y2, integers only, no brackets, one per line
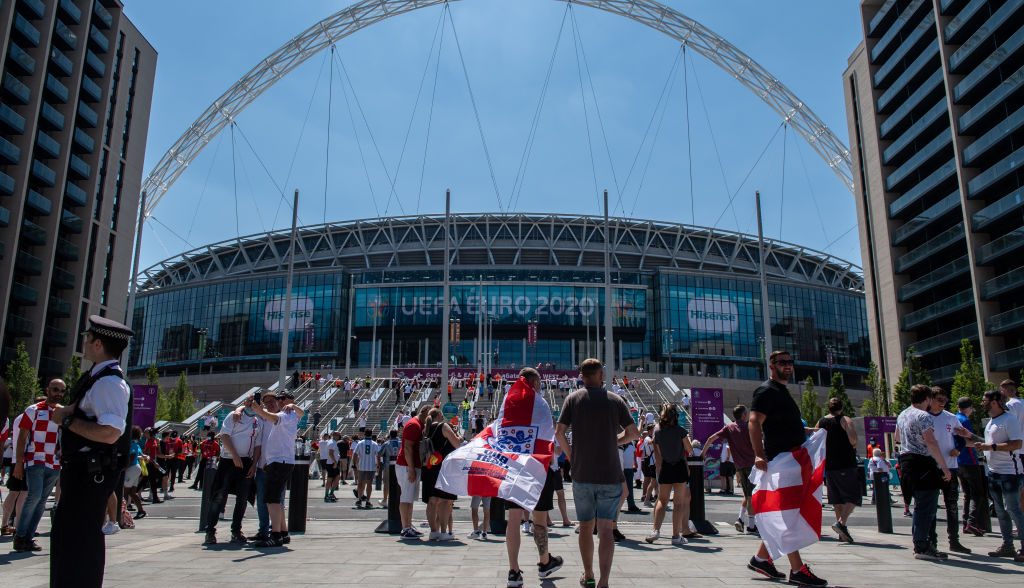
572,482,623,522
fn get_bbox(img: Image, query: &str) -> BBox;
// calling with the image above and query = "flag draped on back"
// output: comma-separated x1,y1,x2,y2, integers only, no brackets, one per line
750,429,827,559
436,376,554,510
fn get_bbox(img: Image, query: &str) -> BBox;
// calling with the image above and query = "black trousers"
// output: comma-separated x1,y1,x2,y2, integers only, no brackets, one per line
930,474,960,545
957,464,985,528
51,461,120,588
206,458,253,534
191,457,209,489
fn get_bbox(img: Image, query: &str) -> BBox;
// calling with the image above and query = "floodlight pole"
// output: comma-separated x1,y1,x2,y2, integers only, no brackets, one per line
441,190,451,394
755,190,773,375
278,189,300,387
603,190,615,387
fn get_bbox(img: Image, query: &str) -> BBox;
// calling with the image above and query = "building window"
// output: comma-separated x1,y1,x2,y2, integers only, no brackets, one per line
93,149,108,220
100,234,115,306
120,49,140,160
110,162,124,230
104,32,125,147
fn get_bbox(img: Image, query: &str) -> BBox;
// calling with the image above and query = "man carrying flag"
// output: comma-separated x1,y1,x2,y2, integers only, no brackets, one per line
437,367,563,587
747,350,828,587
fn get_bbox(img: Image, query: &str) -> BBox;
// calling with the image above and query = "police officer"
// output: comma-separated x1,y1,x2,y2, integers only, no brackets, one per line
51,316,133,587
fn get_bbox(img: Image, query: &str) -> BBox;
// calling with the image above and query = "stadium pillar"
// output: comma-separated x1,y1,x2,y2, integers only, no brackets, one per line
441,190,451,394
603,190,615,386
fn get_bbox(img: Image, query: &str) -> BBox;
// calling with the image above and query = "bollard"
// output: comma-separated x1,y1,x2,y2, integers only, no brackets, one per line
489,497,508,535
197,461,217,532
873,472,893,533
687,458,719,535
288,459,311,533
375,464,403,534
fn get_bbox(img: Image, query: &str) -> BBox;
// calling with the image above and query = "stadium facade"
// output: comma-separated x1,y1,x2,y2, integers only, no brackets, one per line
128,213,870,387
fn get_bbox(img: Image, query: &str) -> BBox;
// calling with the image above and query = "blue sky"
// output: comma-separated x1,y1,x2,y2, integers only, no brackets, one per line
124,0,864,272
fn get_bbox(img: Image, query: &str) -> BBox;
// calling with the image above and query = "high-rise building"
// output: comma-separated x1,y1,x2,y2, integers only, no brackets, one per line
844,0,1023,387
0,0,156,376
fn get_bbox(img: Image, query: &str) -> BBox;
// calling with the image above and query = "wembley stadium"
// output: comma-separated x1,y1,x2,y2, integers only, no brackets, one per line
127,212,869,394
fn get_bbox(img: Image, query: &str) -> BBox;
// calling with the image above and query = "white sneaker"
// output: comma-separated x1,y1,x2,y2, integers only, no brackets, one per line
467,530,482,539
102,521,120,535
428,531,441,541
645,530,660,544
438,532,454,541
671,535,688,546
481,532,487,540
378,499,386,507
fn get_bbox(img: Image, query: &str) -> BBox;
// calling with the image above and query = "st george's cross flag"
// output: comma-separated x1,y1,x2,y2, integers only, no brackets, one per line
436,376,554,510
750,429,827,559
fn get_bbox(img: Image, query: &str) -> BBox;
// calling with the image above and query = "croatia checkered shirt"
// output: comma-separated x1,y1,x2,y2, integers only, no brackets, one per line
19,401,61,470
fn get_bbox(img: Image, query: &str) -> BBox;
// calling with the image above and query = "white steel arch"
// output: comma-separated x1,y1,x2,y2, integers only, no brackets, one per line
141,0,854,217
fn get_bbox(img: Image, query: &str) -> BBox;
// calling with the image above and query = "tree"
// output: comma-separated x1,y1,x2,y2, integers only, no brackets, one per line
62,355,83,404
860,397,878,417
4,342,41,412
168,372,196,422
892,347,930,413
800,376,823,424
864,361,890,416
146,364,159,385
828,371,856,417
950,339,992,430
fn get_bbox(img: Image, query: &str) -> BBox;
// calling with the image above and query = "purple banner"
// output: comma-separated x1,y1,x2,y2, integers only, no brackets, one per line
132,384,158,429
390,368,582,381
863,416,897,454
690,388,724,443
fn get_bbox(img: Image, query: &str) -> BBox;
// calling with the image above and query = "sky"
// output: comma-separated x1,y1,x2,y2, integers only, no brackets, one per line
123,0,865,273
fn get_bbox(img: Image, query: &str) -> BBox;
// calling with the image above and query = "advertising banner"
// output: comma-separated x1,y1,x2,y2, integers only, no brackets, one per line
132,384,158,429
690,387,724,443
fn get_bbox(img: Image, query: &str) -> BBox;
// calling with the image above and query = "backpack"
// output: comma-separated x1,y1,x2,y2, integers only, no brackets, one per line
418,424,435,466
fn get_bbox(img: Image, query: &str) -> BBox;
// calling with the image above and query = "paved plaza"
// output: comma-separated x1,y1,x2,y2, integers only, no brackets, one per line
2,484,1022,587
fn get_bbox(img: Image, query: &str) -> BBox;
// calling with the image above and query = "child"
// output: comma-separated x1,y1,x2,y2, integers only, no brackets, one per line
866,448,890,505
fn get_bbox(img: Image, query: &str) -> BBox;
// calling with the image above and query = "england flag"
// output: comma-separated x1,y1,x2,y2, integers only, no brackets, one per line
436,376,554,510
750,429,827,559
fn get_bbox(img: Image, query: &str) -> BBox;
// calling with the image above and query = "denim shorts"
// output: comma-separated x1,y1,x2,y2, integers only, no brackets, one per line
573,482,623,521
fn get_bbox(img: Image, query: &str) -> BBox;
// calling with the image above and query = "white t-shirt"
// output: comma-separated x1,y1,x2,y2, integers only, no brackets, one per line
351,439,380,472
318,440,338,464
619,441,635,470
218,413,262,459
984,411,1023,475
257,415,274,468
644,412,656,426
1006,397,1024,456
263,410,299,465
930,410,961,470
867,456,890,475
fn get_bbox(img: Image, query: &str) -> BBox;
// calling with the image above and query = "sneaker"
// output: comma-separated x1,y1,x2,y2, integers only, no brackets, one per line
642,500,654,508
788,564,827,586
903,509,912,518
400,528,420,540
252,536,282,548
250,532,270,543
1015,550,1024,563
438,532,454,541
612,527,625,542
948,540,971,554
522,521,533,535
832,523,853,544
579,577,597,588
914,549,943,561
734,519,745,533
428,531,441,541
747,556,786,580
988,544,1017,557
645,529,660,544
964,523,985,537
133,511,148,520
746,526,760,536
203,532,217,546
467,530,482,539
481,532,487,540
102,521,120,535
230,532,247,544
280,534,290,544
408,527,424,537
165,492,174,499
352,489,359,498
507,569,524,588
378,499,387,507
671,535,688,546
537,554,563,578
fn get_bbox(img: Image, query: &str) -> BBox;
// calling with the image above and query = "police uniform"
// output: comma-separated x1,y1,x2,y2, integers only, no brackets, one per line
51,316,133,588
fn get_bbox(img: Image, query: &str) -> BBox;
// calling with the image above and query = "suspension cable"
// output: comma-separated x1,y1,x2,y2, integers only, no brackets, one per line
230,122,240,240
779,122,788,241
445,2,504,212
569,6,602,213
683,44,694,225
509,3,570,211
688,56,740,230
334,49,381,218
324,44,335,224
235,133,266,233
186,132,224,241
233,121,306,227
711,120,786,229
150,215,194,250
417,13,446,214
794,135,831,243
628,59,677,218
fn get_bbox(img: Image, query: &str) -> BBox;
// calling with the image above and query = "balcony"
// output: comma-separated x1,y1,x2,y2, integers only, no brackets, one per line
40,103,65,130
44,326,68,347
0,172,14,195
69,154,91,178
960,65,1024,134
978,225,1024,264
885,131,953,191
77,100,98,127
909,324,978,356
883,101,948,165
15,249,43,275
89,25,109,53
55,238,79,261
895,223,964,273
61,209,82,233
928,363,960,384
870,0,927,60
954,25,1024,102
6,43,36,75
945,0,989,42
11,282,39,306
881,71,944,140
80,76,102,102
992,345,1024,371
0,104,27,134
949,0,1023,73
45,74,69,104
26,189,52,216
52,267,76,289
50,48,74,77
6,314,34,337
54,20,77,50
65,181,87,207
73,128,95,153
873,10,935,89
877,43,940,113
983,267,1024,299
3,72,31,104
31,159,56,186
59,0,82,23
13,14,41,47
902,288,975,330
35,130,61,158
38,357,64,375
967,144,1024,199
972,188,1024,231
93,1,113,28
85,51,105,77
20,0,45,18
988,306,1024,335
20,218,46,245
888,159,957,217
899,256,970,301
48,296,71,318
0,136,21,164
963,104,1024,166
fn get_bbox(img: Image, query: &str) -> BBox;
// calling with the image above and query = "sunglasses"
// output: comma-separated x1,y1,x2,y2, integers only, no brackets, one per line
773,359,795,366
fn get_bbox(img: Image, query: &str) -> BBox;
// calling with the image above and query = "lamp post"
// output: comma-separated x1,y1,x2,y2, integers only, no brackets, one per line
663,328,674,375
389,317,396,371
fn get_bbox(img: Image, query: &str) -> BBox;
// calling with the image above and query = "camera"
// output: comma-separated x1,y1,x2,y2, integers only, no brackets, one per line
253,391,262,404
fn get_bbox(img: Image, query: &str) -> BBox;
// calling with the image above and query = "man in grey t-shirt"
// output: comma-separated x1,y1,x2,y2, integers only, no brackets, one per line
557,359,639,588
